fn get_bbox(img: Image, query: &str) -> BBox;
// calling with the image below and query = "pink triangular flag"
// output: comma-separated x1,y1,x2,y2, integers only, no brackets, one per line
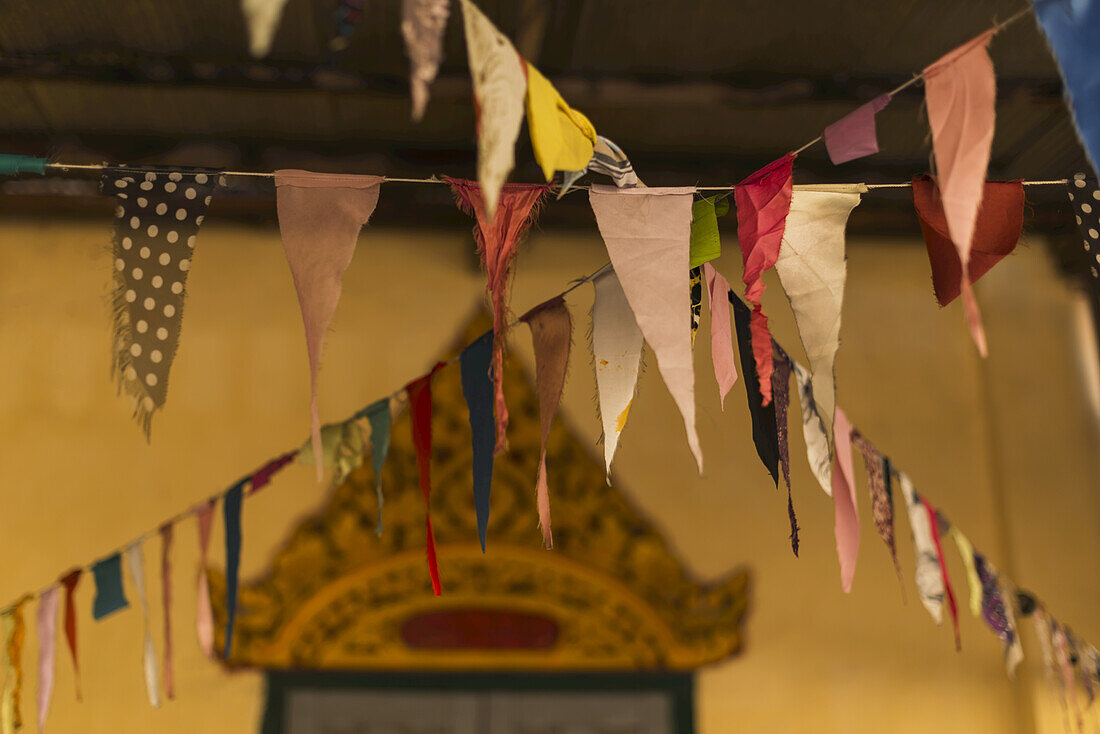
702,263,737,408
823,94,891,165
36,587,60,734
832,407,859,593
589,185,702,473
275,170,384,482
923,30,996,356
520,296,573,549
734,154,795,405
194,500,216,658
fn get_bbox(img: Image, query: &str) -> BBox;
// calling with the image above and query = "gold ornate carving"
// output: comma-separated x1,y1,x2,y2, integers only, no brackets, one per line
209,314,750,671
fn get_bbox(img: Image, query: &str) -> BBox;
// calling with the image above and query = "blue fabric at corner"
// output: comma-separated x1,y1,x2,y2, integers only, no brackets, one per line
460,330,495,552
0,154,47,176
223,480,244,660
365,398,391,536
1034,0,1100,176
91,553,129,620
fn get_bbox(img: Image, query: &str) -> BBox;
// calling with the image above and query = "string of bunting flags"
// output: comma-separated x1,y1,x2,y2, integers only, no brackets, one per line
1,0,1099,730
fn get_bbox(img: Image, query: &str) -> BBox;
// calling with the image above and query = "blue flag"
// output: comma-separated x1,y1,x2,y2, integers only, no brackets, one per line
223,480,244,659
364,398,391,536
91,553,129,620
1034,0,1100,176
460,330,495,552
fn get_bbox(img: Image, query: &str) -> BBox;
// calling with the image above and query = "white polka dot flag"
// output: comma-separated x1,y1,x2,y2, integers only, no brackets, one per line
102,168,222,435
1067,173,1100,308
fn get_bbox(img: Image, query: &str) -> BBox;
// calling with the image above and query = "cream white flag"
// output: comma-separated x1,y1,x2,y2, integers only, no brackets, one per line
774,185,864,447
898,472,945,625
242,0,291,58
459,0,527,217
124,542,162,709
591,270,644,480
792,360,832,496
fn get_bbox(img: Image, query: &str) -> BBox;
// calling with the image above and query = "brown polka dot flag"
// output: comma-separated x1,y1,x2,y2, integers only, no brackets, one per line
102,168,221,435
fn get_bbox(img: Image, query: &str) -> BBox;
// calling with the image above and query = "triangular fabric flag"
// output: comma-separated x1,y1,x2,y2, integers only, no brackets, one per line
407,363,447,596
702,264,737,409
459,331,495,552
2,597,30,732
590,186,703,472
1033,610,1064,716
1032,0,1100,177
923,30,997,356
91,554,128,620
58,570,81,701
975,552,1024,676
832,408,859,593
402,0,450,121
899,474,944,624
924,503,960,649
194,500,216,659
1063,174,1100,311
357,399,392,535
520,297,573,549
690,196,729,269
771,342,799,556
950,526,983,617
0,611,10,734
590,270,644,480
297,420,365,486
447,178,549,455
223,481,244,660
275,170,384,482
792,360,832,496
1052,622,1083,729
241,0,290,57
850,430,901,582
329,0,366,56
123,542,161,708
35,587,59,733
689,267,703,347
730,293,779,485
912,175,1023,306
159,524,174,700
103,169,221,436
824,94,891,165
734,154,796,406
773,185,863,446
559,136,642,198
525,62,597,182
248,450,297,496
458,0,527,216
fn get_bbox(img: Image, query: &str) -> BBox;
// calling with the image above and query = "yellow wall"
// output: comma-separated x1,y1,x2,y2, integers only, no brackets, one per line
0,216,1095,733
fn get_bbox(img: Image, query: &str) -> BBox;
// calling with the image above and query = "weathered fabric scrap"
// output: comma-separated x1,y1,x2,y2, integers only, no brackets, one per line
923,30,997,355
773,185,864,445
223,481,244,660
702,263,737,409
407,363,447,595
832,408,859,593
792,360,832,496
730,293,779,486
559,135,642,197
771,342,799,556
103,169,220,435
275,170,383,482
734,154,796,405
458,0,527,216
974,552,1024,677
35,587,59,733
123,542,161,708
851,430,901,580
194,500,216,659
402,0,450,121
525,62,596,182
159,524,174,700
590,185,702,472
448,178,549,455
361,399,391,535
58,570,81,701
590,270,644,480
925,502,961,649
459,330,495,552
91,554,128,621
899,473,944,624
824,94,891,165
242,0,290,57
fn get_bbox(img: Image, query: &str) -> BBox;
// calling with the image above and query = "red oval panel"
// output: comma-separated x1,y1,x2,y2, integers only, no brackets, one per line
401,609,559,649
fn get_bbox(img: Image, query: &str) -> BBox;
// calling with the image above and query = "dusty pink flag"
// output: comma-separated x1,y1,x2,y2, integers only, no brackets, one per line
702,263,737,408
824,94,891,165
36,586,60,734
520,296,572,549
923,31,996,356
832,407,859,593
447,177,550,455
194,500,216,658
275,170,385,481
589,185,703,473
734,154,796,406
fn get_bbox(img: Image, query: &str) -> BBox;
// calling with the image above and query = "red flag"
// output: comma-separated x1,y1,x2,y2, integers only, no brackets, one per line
407,362,447,595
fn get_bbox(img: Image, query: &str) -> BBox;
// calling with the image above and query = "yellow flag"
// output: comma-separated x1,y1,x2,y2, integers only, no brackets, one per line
525,62,596,182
